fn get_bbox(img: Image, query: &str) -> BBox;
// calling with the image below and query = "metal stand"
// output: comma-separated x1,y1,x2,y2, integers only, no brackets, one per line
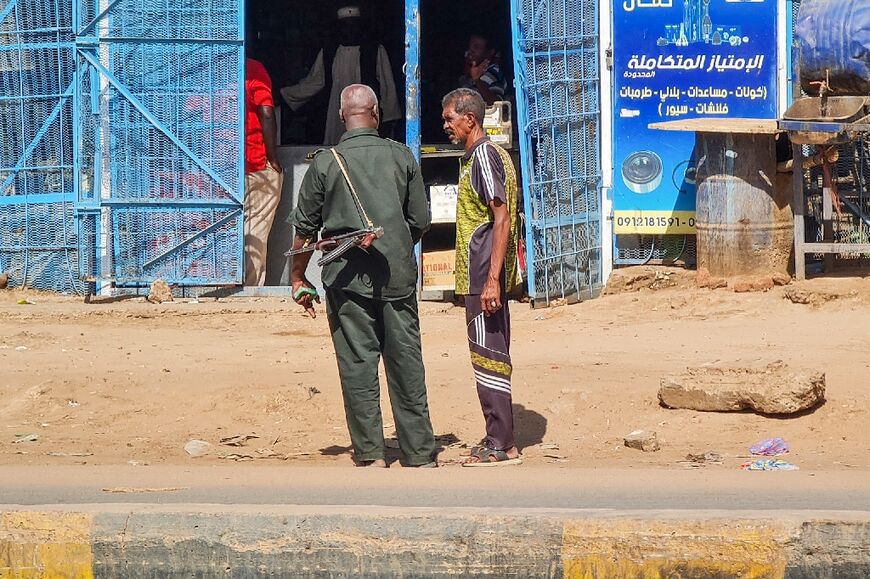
792,143,807,280
787,137,870,281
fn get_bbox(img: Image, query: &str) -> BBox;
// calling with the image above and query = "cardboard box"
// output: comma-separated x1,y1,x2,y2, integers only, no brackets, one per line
429,184,458,223
422,249,455,290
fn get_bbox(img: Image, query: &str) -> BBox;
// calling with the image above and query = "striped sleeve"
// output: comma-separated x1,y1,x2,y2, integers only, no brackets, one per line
480,66,506,97
470,143,507,205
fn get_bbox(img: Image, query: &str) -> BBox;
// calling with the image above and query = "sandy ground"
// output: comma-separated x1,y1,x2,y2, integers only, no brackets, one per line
1,268,869,473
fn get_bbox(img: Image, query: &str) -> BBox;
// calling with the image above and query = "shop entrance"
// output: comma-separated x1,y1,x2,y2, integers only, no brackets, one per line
245,1,406,147
417,0,518,297
419,0,515,144
245,0,518,290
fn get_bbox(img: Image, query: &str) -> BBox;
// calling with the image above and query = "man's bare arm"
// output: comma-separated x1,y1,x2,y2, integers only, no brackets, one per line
480,199,510,315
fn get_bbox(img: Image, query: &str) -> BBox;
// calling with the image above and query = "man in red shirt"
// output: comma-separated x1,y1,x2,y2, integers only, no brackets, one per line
244,58,283,286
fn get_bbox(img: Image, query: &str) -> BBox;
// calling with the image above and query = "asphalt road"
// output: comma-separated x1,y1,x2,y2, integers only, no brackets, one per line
1,466,868,511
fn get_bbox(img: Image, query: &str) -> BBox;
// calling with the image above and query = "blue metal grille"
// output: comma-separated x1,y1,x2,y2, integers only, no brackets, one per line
0,0,83,292
511,0,602,306
1,0,243,292
614,234,696,265
75,0,244,286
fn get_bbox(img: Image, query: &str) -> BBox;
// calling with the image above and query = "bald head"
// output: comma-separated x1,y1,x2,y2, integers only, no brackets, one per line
339,84,379,130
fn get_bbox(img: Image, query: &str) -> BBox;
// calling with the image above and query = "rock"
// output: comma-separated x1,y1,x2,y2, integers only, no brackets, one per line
219,434,259,447
0,272,8,289
659,361,825,415
184,439,211,457
783,287,853,307
772,273,792,286
753,277,775,292
624,430,660,452
696,268,727,290
686,451,723,464
733,277,774,293
147,279,173,303
603,267,691,295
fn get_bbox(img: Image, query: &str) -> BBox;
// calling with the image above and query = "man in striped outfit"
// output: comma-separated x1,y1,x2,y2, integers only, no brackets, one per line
458,33,508,106
442,88,521,466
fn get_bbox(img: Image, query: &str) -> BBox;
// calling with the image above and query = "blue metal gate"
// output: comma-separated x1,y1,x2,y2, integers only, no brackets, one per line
511,0,603,306
1,0,82,292
73,0,245,287
0,0,245,292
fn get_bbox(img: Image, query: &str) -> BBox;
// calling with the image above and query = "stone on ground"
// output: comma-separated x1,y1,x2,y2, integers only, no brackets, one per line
603,266,693,295
696,268,727,290
659,361,825,415
624,430,660,452
184,440,211,457
147,279,173,303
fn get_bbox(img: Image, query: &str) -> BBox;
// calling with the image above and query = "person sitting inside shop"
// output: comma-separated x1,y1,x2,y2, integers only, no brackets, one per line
458,32,507,106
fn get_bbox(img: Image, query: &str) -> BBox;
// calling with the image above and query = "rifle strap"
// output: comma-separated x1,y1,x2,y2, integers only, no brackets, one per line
330,148,374,229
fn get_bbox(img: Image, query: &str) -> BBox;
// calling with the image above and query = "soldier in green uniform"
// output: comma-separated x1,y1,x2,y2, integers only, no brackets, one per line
288,84,437,468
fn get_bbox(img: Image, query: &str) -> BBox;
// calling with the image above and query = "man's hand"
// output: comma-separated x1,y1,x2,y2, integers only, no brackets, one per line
480,277,502,317
292,277,320,319
469,58,491,81
268,158,284,174
358,231,378,250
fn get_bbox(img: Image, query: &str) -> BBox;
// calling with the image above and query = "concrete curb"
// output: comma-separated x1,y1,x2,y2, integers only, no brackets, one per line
1,506,868,577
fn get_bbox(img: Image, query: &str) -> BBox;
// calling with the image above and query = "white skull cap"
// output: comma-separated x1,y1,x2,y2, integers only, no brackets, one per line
337,6,361,19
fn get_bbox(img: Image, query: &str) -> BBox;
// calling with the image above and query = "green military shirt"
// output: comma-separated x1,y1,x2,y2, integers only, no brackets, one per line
291,127,430,300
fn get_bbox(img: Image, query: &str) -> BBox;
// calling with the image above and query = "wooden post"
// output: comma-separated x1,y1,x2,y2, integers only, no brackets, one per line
792,143,806,281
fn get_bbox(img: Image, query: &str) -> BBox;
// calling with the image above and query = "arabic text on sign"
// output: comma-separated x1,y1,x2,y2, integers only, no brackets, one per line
627,54,708,72
705,54,765,73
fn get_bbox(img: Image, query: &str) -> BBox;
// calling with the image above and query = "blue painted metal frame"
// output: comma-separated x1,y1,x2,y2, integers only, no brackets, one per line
3,0,244,292
511,2,537,297
0,81,74,195
0,0,85,292
79,51,239,199
510,0,603,305
787,0,800,100
71,0,246,287
404,0,420,159
405,0,423,293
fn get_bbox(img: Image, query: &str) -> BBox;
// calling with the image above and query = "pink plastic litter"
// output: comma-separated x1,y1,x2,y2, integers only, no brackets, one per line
750,437,790,456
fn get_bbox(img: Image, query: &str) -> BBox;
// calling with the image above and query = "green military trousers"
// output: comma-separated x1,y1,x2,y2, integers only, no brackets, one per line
325,287,436,465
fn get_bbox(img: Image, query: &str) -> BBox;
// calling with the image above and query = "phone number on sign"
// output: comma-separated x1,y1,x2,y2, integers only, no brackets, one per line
615,216,695,228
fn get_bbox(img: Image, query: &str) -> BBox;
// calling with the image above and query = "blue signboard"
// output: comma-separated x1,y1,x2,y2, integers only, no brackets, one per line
612,0,778,235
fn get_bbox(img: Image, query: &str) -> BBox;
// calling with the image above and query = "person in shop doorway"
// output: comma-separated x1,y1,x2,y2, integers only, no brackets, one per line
442,88,521,466
244,57,283,286
289,84,436,468
280,5,401,145
458,32,507,106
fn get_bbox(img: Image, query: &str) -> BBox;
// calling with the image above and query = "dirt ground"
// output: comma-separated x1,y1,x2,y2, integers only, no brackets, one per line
1,267,869,472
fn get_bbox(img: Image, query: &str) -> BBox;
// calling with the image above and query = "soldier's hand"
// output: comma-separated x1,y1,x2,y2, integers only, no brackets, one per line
292,279,320,319
358,232,377,250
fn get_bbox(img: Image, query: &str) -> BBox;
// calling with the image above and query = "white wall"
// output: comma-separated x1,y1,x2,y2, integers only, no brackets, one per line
599,0,614,286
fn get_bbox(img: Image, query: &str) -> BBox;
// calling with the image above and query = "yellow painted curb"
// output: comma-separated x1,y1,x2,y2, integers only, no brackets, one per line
0,512,93,578
562,519,790,579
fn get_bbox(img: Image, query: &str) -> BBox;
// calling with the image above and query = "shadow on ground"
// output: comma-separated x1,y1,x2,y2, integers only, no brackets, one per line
514,404,547,452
